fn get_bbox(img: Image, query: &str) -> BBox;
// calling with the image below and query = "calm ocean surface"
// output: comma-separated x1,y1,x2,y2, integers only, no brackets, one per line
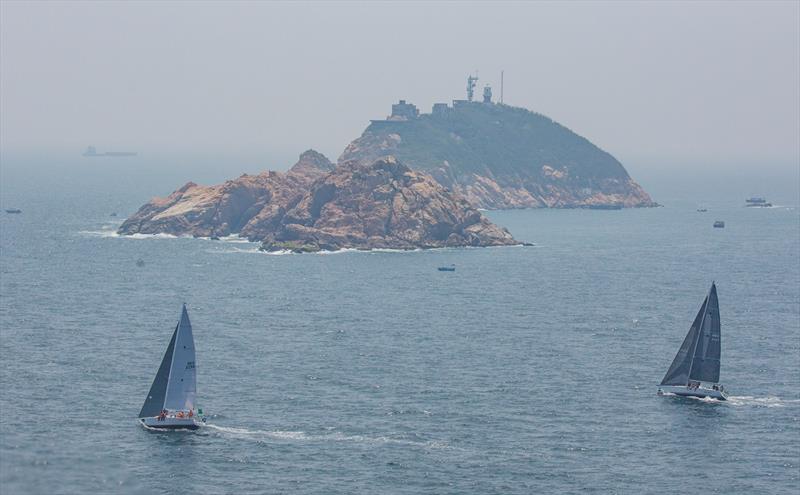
1,159,798,494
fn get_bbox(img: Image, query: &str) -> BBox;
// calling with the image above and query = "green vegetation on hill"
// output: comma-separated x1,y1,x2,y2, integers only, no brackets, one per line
359,102,629,182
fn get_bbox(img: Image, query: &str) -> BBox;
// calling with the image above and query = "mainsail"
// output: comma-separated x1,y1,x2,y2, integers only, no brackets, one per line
163,305,197,412
660,283,721,386
139,305,197,418
688,284,721,383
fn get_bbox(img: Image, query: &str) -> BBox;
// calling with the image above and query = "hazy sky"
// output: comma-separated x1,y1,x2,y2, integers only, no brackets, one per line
1,1,798,172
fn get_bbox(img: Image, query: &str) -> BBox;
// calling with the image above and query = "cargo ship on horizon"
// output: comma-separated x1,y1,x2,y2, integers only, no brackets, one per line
83,146,137,157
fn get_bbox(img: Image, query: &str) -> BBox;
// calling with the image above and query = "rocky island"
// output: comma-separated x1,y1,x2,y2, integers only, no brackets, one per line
341,98,655,209
118,152,518,252
120,82,656,251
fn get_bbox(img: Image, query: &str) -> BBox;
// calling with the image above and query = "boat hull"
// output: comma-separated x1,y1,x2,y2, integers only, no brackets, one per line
657,385,728,401
140,416,202,430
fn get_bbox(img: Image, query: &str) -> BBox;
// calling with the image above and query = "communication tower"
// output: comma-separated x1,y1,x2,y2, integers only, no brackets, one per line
467,74,479,102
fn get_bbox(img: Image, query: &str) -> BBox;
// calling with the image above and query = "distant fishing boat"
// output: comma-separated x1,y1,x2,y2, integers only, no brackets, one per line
5,208,22,214
438,264,456,272
713,220,725,228
586,203,623,210
658,283,728,400
139,304,204,430
696,208,707,212
745,197,772,207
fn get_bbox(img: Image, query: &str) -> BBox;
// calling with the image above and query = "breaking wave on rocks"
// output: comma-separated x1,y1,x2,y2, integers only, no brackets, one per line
80,230,181,239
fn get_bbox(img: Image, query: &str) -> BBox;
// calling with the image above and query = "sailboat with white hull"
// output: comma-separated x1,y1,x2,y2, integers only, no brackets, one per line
139,304,205,430
658,283,728,400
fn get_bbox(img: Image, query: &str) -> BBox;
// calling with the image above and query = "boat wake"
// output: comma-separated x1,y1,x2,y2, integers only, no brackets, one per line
725,396,800,408
204,424,451,449
660,393,798,407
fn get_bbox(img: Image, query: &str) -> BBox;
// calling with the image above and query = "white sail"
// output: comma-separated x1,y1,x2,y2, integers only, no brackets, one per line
163,304,197,412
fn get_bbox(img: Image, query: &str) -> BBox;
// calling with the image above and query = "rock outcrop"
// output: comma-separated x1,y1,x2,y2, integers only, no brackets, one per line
118,150,332,238
118,152,518,252
259,157,517,252
340,101,656,209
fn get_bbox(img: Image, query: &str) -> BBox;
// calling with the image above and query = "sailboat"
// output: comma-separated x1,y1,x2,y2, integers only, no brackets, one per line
139,304,205,430
658,283,728,400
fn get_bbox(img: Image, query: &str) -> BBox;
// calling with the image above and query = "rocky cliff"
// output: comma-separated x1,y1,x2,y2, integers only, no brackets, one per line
118,150,332,239
340,101,655,209
118,152,518,252
258,157,517,252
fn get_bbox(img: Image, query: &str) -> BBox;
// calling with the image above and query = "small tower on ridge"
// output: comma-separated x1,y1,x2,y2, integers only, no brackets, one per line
467,74,479,102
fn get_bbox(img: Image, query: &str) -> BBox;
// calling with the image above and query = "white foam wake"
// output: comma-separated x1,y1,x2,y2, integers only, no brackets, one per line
726,396,800,408
659,393,799,407
204,424,450,449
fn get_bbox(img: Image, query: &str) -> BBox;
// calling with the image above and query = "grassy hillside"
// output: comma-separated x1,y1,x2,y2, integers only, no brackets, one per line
356,102,629,182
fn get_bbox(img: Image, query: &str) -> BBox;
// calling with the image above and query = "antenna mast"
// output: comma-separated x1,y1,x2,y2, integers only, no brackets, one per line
467,73,479,102
500,70,504,104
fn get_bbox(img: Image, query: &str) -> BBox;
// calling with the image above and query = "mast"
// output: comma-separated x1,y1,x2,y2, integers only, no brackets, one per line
500,70,504,104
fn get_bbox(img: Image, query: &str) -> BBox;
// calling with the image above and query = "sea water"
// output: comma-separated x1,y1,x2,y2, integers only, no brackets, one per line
1,158,798,494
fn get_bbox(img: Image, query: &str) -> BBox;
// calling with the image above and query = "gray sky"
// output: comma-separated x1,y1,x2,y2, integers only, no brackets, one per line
1,1,798,173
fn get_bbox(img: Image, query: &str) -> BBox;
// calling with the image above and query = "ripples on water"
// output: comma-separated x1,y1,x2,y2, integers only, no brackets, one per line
1,171,798,494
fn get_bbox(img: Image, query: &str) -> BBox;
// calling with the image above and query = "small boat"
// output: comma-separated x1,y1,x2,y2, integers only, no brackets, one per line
696,208,707,212
110,212,118,217
139,304,204,430
136,258,145,267
658,283,728,400
713,221,725,228
586,203,623,210
5,208,21,214
437,264,456,272
745,197,772,207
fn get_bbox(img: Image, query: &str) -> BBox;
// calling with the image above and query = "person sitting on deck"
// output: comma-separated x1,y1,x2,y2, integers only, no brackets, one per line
158,410,166,421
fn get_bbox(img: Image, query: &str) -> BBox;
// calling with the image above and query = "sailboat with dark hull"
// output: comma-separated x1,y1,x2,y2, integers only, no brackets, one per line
658,283,728,400
139,304,204,430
